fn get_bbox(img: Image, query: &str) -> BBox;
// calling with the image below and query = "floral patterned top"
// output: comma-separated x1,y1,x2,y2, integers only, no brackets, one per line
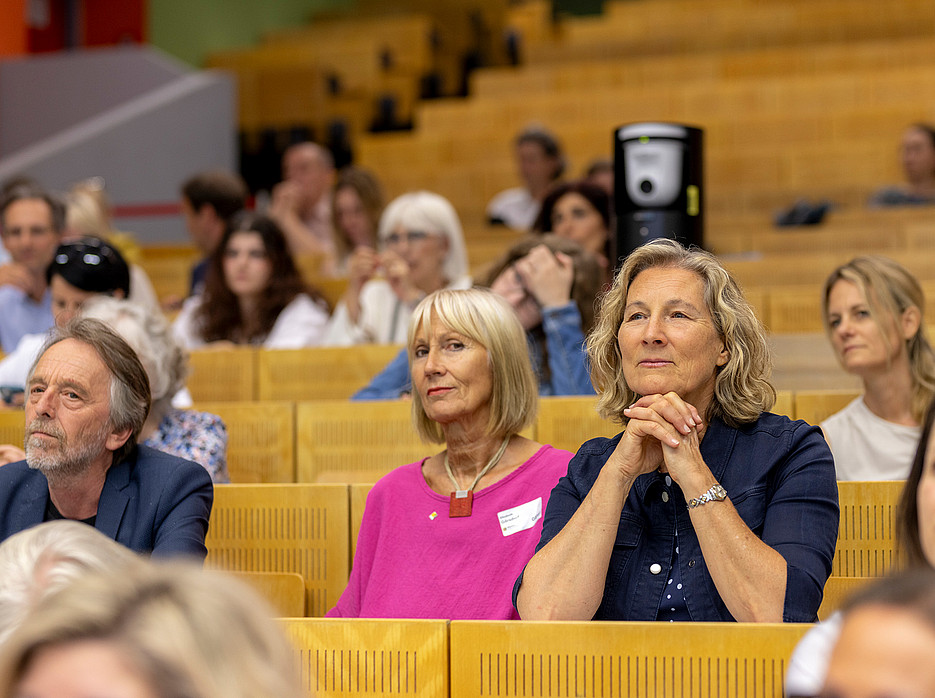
143,409,229,484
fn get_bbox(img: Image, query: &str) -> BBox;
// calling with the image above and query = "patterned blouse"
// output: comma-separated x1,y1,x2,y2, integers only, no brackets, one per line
143,409,229,484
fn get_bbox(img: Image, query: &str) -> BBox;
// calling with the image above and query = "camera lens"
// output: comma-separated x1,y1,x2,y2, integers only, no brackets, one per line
640,180,654,194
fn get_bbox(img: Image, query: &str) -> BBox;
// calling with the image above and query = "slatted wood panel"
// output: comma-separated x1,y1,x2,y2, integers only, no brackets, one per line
296,400,428,483
195,401,295,482
257,345,403,401
794,390,860,427
449,621,810,698
206,484,350,616
280,618,449,698
187,347,257,402
534,396,619,454
833,480,904,577
0,409,23,449
349,483,374,560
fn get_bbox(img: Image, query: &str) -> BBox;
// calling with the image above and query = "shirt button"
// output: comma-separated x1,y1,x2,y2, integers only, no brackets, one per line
661,491,669,503
688,560,696,567
665,475,672,486
650,563,662,575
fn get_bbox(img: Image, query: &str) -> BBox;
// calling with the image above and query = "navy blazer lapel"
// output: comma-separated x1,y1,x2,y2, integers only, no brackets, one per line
94,455,132,540
18,469,50,530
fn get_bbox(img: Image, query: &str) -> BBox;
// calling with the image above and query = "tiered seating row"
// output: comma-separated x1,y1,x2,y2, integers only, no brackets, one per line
207,479,900,623
281,617,810,697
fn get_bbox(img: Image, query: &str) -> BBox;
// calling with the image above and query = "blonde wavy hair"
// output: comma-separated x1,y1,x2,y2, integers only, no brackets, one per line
589,239,775,426
822,255,935,424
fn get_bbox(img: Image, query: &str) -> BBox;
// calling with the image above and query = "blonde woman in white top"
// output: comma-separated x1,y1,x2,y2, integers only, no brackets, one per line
821,256,935,479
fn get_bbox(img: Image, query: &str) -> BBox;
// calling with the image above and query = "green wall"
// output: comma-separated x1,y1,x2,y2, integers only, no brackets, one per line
149,0,352,67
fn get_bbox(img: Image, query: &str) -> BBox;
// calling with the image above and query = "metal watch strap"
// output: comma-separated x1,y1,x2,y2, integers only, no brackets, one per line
687,483,727,509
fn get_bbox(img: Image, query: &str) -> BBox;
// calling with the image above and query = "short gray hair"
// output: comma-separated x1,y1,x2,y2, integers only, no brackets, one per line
0,521,139,644
378,191,469,283
28,318,151,464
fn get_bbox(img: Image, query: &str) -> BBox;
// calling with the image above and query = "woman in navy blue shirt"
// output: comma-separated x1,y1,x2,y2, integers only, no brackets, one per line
515,239,839,623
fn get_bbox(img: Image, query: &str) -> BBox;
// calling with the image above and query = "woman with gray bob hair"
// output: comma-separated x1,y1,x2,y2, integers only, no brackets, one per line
325,190,471,346
80,297,229,483
329,288,574,619
516,239,839,624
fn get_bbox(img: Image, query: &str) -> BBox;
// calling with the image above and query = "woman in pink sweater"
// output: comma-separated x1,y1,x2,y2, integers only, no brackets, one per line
328,288,573,619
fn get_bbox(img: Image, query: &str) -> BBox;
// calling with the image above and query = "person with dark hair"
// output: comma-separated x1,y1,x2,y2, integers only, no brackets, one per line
172,211,329,349
269,141,336,256
0,318,213,558
516,239,838,623
180,170,249,297
0,185,64,353
533,179,613,272
868,123,935,207
352,235,602,400
487,125,566,231
819,569,935,698
787,391,935,694
0,238,131,407
820,256,935,479
583,157,614,195
328,166,384,276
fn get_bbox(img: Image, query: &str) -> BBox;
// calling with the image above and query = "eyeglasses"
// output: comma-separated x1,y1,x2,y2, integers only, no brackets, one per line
383,230,432,246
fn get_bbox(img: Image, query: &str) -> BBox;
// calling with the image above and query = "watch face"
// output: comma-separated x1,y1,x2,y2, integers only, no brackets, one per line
712,485,727,500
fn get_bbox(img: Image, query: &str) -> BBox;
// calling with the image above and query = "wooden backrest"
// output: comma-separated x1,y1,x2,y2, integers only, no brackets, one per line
257,345,403,401
295,400,426,483
833,480,905,577
818,576,875,622
794,390,860,426
349,483,374,560
187,347,257,402
280,618,449,698
449,620,810,698
773,391,794,419
0,409,23,449
206,484,350,616
231,571,306,617
195,401,295,482
534,396,619,454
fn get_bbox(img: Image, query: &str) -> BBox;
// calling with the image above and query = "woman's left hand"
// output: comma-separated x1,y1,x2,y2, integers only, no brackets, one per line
514,244,574,309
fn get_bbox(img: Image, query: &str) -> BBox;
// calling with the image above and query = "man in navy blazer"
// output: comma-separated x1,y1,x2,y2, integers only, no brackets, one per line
0,318,212,559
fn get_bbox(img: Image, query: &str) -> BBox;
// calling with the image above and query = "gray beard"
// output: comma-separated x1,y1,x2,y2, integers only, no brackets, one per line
25,419,108,485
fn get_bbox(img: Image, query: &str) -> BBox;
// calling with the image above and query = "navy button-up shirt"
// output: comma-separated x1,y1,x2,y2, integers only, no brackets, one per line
515,412,839,622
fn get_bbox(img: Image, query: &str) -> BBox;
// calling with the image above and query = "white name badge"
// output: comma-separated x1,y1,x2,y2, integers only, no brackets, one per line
497,497,542,537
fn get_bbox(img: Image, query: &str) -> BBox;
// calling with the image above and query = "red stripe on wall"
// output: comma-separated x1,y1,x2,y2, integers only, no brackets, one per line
112,202,182,218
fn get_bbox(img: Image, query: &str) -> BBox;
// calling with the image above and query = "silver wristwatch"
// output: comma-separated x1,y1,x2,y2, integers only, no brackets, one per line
687,483,728,509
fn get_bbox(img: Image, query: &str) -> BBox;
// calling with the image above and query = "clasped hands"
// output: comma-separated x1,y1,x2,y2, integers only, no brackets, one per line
613,392,711,489
347,246,422,305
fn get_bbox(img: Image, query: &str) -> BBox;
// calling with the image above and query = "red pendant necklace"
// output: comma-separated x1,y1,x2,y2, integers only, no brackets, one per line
444,436,511,517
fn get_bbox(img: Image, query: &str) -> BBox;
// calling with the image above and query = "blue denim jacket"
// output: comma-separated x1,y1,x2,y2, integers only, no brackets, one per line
514,412,839,622
352,301,594,400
